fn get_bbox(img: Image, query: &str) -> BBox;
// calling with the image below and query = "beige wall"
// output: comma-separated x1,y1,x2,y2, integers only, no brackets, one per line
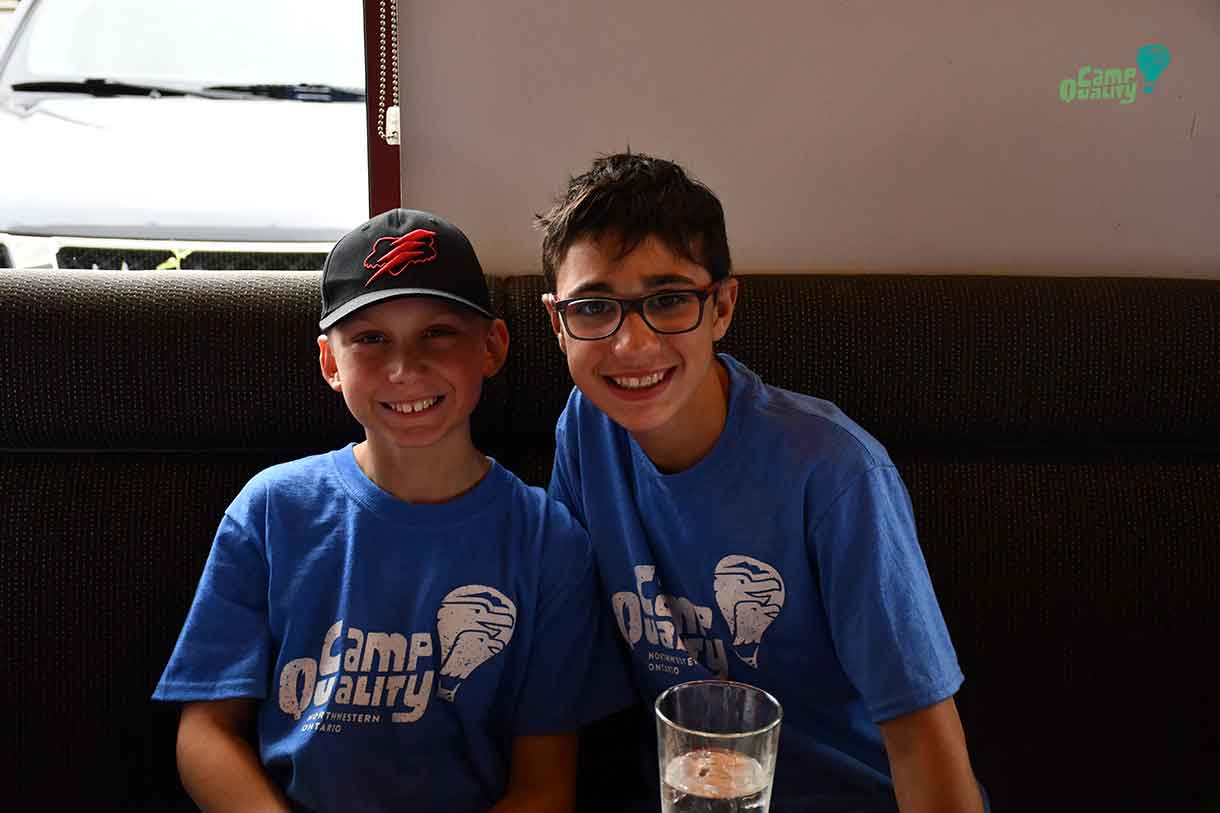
398,1,1219,277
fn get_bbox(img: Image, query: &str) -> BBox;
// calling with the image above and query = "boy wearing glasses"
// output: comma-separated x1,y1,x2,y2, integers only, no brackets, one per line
537,154,985,812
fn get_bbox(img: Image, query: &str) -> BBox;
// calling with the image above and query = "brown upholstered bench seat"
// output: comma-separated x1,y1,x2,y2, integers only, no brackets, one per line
3,271,1217,811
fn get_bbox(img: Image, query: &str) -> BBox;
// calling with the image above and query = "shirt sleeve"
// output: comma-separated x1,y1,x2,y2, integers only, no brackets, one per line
510,502,635,736
152,485,275,702
547,404,586,527
808,465,963,723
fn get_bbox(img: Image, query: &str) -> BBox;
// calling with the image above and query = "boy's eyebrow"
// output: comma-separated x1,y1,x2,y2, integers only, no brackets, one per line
565,274,702,298
339,316,374,330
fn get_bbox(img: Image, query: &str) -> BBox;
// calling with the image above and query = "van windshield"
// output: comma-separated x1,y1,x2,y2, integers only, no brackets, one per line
3,0,365,91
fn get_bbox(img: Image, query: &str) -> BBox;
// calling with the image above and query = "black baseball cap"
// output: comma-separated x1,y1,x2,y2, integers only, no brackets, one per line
319,208,494,330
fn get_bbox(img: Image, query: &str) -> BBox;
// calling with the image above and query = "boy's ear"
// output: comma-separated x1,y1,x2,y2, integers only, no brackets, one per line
318,334,343,392
482,318,510,377
541,293,566,355
710,278,739,342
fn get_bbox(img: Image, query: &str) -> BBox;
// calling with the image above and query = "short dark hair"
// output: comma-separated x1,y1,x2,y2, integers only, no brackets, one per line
535,152,732,290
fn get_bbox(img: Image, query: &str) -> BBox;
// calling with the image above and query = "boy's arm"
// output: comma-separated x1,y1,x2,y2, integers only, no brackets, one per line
490,733,578,813
879,697,983,813
807,465,981,809
177,698,292,813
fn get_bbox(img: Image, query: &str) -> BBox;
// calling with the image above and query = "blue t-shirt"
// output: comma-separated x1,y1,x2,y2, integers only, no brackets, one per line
549,354,964,812
155,444,632,813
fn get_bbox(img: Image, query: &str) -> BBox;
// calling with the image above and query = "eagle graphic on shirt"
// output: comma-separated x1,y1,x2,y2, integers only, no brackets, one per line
713,556,785,668
435,585,517,701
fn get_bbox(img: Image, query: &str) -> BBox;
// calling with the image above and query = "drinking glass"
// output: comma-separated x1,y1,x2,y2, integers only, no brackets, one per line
655,679,783,813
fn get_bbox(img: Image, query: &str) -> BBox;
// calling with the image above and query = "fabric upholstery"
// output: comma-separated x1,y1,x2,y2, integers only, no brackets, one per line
502,274,1220,445
0,272,509,449
2,270,1218,811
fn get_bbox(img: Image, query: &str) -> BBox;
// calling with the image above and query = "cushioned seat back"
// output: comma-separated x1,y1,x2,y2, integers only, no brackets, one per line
0,272,509,450
899,456,1220,809
3,271,1218,811
501,274,1220,444
3,451,298,808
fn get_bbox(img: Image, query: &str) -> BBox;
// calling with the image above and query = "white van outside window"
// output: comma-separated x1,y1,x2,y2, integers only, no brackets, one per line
0,3,19,35
0,0,368,270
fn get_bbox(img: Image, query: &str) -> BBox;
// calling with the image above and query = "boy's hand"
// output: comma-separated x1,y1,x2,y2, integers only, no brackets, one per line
490,733,578,813
879,697,984,813
177,699,293,813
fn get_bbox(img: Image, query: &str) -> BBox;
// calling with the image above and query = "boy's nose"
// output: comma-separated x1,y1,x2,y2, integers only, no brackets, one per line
387,352,426,381
612,311,662,356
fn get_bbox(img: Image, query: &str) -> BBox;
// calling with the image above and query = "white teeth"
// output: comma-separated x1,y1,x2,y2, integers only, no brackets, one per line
388,397,439,414
611,371,665,389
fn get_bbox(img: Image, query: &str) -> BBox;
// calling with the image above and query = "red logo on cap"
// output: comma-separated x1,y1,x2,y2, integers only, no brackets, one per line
364,229,438,286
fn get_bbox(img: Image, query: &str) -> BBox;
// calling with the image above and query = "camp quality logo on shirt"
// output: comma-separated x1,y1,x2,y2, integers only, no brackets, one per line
1059,44,1171,105
276,584,517,733
612,556,786,678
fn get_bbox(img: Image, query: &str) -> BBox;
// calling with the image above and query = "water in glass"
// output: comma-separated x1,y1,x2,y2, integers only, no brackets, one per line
661,747,772,812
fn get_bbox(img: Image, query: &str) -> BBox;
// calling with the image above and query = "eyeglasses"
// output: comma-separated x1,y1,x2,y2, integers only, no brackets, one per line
551,283,721,341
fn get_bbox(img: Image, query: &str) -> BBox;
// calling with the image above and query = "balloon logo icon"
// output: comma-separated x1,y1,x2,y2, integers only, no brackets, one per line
713,555,785,668
435,585,517,701
1136,44,1171,94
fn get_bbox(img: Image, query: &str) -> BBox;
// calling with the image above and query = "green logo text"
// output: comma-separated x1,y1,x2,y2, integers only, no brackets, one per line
1060,45,1171,106
1060,66,1138,105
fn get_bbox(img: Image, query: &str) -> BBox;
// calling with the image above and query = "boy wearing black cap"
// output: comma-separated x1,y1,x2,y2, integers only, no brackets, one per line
537,155,986,812
154,209,630,813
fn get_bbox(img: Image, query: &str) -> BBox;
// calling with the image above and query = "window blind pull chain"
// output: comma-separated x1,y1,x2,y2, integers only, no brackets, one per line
378,0,401,146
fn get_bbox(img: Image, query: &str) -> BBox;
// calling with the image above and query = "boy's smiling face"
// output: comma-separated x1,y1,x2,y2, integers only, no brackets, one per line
545,234,738,457
319,297,507,457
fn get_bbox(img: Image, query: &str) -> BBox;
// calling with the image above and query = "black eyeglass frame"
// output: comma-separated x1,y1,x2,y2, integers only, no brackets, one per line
551,282,723,341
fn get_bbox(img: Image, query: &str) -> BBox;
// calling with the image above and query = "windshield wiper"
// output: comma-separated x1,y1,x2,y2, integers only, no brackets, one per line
10,78,232,99
203,83,365,102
